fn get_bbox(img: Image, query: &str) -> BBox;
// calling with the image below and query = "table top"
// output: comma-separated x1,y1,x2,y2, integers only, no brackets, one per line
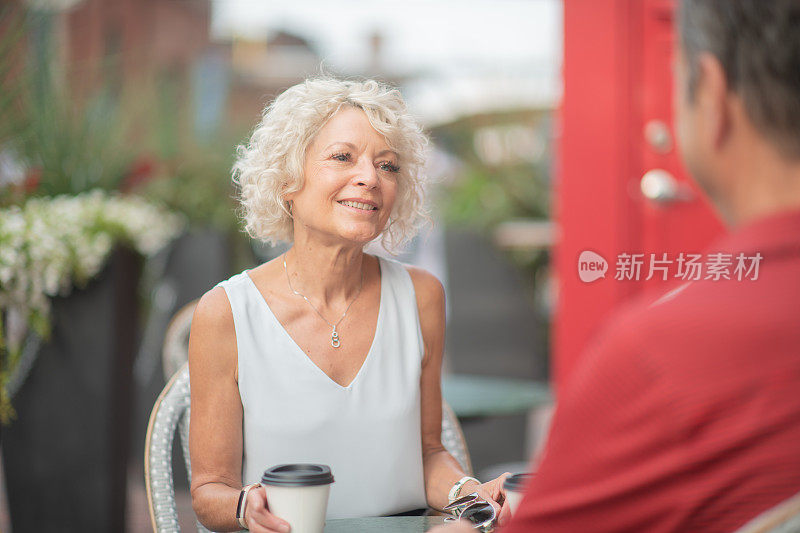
442,374,552,418
324,516,447,532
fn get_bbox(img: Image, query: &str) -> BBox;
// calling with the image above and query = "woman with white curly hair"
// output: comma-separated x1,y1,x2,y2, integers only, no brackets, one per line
188,77,510,532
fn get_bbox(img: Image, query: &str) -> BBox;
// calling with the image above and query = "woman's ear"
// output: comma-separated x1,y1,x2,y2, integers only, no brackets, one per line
282,182,297,204
280,198,293,218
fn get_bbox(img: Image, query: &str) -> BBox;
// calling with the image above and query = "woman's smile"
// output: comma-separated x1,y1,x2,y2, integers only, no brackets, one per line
337,198,380,214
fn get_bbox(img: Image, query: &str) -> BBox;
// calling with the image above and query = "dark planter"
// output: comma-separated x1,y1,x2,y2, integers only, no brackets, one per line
166,227,234,310
1,247,143,532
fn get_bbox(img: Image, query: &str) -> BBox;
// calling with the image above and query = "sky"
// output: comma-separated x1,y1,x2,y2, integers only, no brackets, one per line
211,0,563,123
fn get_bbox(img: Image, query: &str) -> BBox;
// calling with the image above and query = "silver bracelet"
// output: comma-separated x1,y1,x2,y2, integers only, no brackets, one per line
448,476,480,503
236,483,261,529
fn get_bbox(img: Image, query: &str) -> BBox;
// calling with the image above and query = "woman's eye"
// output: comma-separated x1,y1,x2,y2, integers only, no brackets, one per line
332,152,350,162
379,161,400,173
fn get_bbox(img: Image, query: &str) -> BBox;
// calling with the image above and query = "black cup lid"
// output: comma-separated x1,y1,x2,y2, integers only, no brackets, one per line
261,464,334,487
503,473,534,492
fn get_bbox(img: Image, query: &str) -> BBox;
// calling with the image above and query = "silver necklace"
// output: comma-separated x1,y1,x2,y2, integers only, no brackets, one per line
283,253,364,348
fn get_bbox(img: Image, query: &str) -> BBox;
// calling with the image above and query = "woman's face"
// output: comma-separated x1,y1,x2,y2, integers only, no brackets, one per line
287,106,400,246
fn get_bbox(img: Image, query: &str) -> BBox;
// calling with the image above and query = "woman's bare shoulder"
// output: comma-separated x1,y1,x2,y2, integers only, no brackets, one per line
404,265,445,309
189,286,236,371
192,286,234,331
403,265,445,367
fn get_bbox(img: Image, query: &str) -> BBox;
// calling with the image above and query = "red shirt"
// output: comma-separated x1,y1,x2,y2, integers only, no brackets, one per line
504,209,800,532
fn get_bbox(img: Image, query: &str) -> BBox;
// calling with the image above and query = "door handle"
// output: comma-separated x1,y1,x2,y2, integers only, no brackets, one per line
640,169,694,204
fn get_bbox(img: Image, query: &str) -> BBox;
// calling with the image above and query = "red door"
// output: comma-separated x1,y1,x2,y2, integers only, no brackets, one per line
553,0,724,390
637,0,723,283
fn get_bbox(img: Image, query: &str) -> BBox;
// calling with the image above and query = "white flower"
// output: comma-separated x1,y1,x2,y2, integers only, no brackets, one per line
0,190,184,357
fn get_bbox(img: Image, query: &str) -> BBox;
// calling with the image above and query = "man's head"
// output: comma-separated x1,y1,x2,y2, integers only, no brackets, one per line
675,0,800,223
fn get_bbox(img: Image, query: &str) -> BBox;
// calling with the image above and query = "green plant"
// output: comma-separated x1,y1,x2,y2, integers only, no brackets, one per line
0,10,135,200
115,61,244,232
1,8,240,232
432,109,552,229
135,139,241,232
0,7,235,422
442,163,550,229
0,191,184,423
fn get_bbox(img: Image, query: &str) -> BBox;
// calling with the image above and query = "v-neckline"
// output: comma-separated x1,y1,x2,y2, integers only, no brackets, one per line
243,257,385,390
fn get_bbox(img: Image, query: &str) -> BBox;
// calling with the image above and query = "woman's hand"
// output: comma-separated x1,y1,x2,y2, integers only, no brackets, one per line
429,473,512,533
462,472,512,527
244,487,291,533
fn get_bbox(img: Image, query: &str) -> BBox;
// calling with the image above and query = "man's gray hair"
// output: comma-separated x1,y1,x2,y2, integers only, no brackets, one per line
679,0,800,158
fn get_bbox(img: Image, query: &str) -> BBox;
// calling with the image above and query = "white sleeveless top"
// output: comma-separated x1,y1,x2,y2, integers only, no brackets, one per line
217,257,427,519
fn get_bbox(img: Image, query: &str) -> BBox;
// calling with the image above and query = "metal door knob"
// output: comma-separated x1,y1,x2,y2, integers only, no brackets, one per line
644,120,673,153
640,169,694,204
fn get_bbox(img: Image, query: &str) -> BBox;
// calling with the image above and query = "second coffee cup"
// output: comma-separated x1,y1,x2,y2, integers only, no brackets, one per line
261,464,335,533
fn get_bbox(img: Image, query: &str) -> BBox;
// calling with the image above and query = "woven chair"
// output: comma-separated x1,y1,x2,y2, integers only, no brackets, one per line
441,402,473,476
161,300,198,381
733,491,800,533
145,363,208,533
145,302,473,532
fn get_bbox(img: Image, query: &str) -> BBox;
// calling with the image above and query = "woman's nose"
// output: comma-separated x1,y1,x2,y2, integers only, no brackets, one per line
354,159,379,188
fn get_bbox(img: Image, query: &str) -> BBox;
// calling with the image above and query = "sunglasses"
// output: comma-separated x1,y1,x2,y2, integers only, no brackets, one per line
443,492,497,532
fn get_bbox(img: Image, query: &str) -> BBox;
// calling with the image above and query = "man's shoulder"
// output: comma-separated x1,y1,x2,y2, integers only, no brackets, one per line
589,272,800,398
578,280,733,384
602,276,760,347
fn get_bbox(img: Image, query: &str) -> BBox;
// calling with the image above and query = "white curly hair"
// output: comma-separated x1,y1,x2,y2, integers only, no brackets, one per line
232,77,430,252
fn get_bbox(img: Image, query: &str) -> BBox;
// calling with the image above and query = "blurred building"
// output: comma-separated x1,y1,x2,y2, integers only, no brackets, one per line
63,0,210,96
224,29,323,126
2,0,210,96
222,28,409,127
2,0,230,143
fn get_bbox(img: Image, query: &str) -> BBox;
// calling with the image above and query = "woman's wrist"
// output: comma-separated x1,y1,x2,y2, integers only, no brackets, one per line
460,479,481,495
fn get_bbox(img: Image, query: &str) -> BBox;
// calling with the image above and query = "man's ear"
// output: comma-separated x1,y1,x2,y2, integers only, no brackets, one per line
695,52,732,152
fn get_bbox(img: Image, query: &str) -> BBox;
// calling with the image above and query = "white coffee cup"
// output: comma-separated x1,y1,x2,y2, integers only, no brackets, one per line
261,464,335,533
503,473,534,516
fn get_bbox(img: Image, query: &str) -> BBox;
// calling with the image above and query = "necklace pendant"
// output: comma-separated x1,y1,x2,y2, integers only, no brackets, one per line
331,327,340,348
